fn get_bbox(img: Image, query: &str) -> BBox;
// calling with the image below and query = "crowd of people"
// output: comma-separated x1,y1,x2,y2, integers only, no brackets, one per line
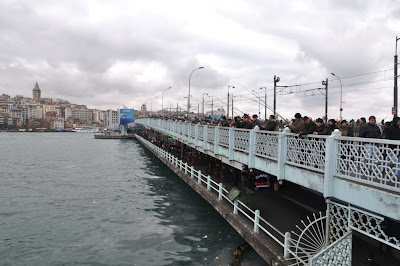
152,112,400,141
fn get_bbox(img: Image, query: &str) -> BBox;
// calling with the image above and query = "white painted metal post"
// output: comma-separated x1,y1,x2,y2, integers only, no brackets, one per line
248,126,258,168
195,124,199,147
185,162,188,174
190,166,194,178
214,126,220,154
187,123,191,144
323,129,341,198
284,232,291,259
253,209,260,233
277,127,290,181
207,175,211,191
228,127,235,161
198,170,202,184
233,199,238,214
203,125,208,150
218,183,223,200
325,198,331,246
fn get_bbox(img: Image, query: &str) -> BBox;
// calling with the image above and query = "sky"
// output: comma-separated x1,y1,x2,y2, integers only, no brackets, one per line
0,0,399,121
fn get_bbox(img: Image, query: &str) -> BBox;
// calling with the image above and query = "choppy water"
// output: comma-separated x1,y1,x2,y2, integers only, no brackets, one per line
0,133,266,265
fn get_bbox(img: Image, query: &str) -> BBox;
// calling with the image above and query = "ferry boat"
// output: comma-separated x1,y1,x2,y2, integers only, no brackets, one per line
72,127,100,133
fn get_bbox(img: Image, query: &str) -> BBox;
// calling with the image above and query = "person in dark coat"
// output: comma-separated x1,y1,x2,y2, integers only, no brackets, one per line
251,114,261,128
338,120,354,137
233,116,243,128
327,119,338,134
385,117,400,141
359,116,381,139
242,114,253,129
300,116,316,135
289,113,305,133
219,116,230,127
313,118,330,135
264,115,278,131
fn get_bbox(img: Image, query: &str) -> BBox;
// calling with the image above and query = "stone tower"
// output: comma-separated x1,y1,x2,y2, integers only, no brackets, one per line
33,81,41,101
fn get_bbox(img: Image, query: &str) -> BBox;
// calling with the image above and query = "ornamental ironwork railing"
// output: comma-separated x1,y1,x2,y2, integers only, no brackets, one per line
138,119,400,195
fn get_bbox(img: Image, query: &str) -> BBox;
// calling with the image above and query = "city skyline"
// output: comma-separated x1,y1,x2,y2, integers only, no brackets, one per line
0,1,399,121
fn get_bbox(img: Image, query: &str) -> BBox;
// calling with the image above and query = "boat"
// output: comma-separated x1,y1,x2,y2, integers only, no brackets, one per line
72,127,100,133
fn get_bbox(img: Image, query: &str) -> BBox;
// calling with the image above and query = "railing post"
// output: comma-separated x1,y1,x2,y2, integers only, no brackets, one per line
284,232,291,259
229,127,235,161
253,209,260,233
248,126,259,168
207,175,211,191
190,166,194,178
187,123,191,144
218,183,223,200
198,170,202,184
233,199,238,214
185,162,188,174
180,160,183,170
324,129,341,198
203,125,208,150
214,126,220,154
195,124,199,147
277,127,290,182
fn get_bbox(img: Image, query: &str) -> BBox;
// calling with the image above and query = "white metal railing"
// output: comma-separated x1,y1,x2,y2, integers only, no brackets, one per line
336,136,400,192
136,134,287,253
137,118,400,194
286,134,327,173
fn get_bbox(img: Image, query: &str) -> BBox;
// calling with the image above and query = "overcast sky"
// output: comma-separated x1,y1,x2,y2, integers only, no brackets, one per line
0,0,399,121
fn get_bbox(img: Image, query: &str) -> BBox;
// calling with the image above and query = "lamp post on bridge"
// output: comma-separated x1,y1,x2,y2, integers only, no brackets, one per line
188,67,204,117
394,36,400,118
144,97,152,115
331,73,343,121
202,93,208,118
162,87,171,116
227,85,234,119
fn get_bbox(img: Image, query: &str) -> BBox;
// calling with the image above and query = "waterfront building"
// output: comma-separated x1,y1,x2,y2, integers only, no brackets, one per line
72,108,93,125
141,104,146,113
104,109,119,129
51,118,64,130
32,82,41,102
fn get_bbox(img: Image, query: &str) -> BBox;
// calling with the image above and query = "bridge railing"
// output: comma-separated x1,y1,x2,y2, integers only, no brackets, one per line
336,136,400,193
138,118,400,193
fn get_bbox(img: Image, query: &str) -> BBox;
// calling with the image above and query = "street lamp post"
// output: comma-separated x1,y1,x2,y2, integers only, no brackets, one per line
252,90,261,117
260,87,267,120
202,93,208,118
144,97,152,115
188,67,204,117
162,87,171,116
331,73,343,121
394,36,400,118
227,85,234,119
151,96,158,113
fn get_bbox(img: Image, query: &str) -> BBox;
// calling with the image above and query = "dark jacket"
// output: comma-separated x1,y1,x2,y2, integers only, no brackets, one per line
359,123,381,138
385,118,400,148
252,119,261,128
266,120,277,131
314,124,330,135
302,121,317,135
328,123,338,135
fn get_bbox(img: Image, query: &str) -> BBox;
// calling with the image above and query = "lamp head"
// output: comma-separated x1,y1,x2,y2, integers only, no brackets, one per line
331,73,336,76
199,67,204,69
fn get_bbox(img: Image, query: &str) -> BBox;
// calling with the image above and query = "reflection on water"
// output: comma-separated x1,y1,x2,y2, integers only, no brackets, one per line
0,133,266,265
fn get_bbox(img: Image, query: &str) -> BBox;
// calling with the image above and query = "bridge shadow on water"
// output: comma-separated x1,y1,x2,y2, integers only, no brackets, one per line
136,145,269,265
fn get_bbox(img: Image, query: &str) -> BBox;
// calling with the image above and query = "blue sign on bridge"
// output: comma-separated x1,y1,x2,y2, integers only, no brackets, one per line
119,109,134,125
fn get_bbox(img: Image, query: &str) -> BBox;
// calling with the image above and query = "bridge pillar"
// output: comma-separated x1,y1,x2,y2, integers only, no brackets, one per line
203,125,208,150
324,129,341,198
214,126,220,155
277,127,290,181
228,127,235,161
195,124,199,147
248,126,259,168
